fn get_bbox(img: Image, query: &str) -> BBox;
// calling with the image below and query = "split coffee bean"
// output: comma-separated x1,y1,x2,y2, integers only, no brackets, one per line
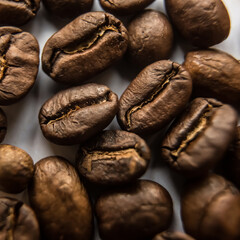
42,11,128,84
0,144,34,193
181,174,240,240
127,10,174,69
76,130,151,185
184,49,240,105
0,197,40,240
160,98,237,177
95,180,173,240
117,60,192,135
153,231,195,240
0,0,40,26
39,83,118,145
0,108,7,142
99,0,155,16
165,0,230,47
42,0,93,18
29,156,93,240
0,27,39,105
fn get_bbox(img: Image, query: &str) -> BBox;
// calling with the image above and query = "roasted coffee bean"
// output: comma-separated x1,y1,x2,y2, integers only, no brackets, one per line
0,27,39,105
0,0,40,26
0,108,7,142
29,156,93,240
39,83,118,145
99,0,155,16
76,130,151,185
184,49,240,105
95,180,173,240
165,0,230,47
42,12,128,84
0,144,34,193
181,174,240,240
0,197,40,240
153,231,195,240
42,0,93,18
117,60,192,135
160,98,237,177
127,10,174,69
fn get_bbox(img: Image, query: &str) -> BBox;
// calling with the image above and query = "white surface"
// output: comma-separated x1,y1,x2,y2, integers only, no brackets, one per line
0,0,240,239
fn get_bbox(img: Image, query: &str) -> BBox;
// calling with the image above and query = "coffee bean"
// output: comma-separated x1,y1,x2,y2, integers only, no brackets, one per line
95,180,173,240
0,27,39,105
76,130,151,185
117,60,192,135
0,107,7,142
184,49,240,105
165,0,230,47
29,156,93,240
0,144,34,193
127,10,174,69
99,0,155,16
42,12,128,84
153,231,195,240
0,0,40,26
39,83,118,145
181,174,240,240
42,0,93,18
160,98,237,177
0,197,40,240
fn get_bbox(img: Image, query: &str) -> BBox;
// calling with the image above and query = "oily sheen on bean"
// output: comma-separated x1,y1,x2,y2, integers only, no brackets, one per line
39,83,118,145
29,156,93,240
42,11,128,84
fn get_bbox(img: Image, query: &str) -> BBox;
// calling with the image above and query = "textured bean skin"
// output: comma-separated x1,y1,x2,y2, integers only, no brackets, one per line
0,197,40,240
153,231,195,240
0,27,39,105
127,10,174,69
29,156,93,240
0,0,40,26
95,180,173,240
184,49,240,105
165,0,230,47
117,60,192,135
42,0,93,18
39,83,118,145
42,11,128,84
181,174,240,240
99,0,155,16
161,98,237,177
0,108,7,142
77,130,151,185
0,144,34,193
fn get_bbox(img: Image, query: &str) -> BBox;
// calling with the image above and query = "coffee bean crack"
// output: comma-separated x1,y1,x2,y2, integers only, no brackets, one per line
9,0,37,12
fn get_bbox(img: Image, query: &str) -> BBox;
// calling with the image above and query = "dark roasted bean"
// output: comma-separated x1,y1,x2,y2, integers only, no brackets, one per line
0,108,7,142
153,231,195,240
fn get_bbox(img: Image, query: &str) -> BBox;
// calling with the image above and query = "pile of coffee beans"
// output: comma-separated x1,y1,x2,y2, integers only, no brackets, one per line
0,0,239,239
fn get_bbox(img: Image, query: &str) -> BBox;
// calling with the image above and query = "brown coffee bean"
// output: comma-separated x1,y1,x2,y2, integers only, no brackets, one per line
165,0,230,47
0,144,34,193
0,0,40,26
161,98,237,177
42,12,128,84
39,83,118,145
42,0,93,18
153,231,195,240
0,107,7,142
29,156,93,240
117,60,192,135
127,10,174,69
0,197,40,240
181,174,240,240
184,49,240,105
95,180,173,240
0,27,39,105
76,130,151,185
99,0,155,16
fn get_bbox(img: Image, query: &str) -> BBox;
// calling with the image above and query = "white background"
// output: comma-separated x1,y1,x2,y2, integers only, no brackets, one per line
0,0,240,239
